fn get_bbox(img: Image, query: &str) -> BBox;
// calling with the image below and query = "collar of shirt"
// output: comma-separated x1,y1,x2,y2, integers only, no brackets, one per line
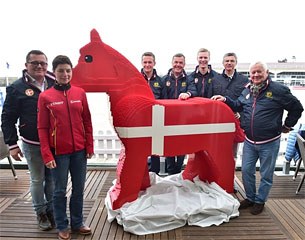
25,73,47,91
224,70,235,80
170,71,185,80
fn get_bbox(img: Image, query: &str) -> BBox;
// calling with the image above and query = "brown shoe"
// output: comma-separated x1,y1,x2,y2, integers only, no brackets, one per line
251,203,265,215
239,199,254,209
58,230,71,240
73,225,92,235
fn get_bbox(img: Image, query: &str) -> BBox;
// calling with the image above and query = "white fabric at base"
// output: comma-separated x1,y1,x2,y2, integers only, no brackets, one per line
106,173,240,235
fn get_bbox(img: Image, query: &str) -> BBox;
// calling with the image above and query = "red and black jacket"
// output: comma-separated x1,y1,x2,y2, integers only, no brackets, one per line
37,82,93,164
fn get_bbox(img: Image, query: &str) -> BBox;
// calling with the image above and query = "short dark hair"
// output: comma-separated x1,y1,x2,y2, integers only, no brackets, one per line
26,50,47,63
223,52,237,61
172,53,185,60
52,55,73,71
142,52,155,61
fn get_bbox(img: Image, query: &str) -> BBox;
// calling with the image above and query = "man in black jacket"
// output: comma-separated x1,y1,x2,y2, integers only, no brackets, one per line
1,50,55,230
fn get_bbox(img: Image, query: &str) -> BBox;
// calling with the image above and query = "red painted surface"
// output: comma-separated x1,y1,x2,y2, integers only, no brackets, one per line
72,29,238,210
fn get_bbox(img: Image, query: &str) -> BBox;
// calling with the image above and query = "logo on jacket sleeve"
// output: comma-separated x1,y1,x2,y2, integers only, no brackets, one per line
25,89,34,96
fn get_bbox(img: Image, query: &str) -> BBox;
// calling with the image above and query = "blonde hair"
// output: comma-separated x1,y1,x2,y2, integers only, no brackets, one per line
197,48,210,56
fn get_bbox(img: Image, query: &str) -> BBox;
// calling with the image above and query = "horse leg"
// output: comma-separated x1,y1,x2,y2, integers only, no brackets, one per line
183,150,220,183
109,140,151,210
204,135,235,192
183,135,235,192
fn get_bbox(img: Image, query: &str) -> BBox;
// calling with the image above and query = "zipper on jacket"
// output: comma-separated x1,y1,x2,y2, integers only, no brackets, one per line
50,109,57,155
175,79,178,98
64,90,76,152
250,97,257,141
201,78,205,97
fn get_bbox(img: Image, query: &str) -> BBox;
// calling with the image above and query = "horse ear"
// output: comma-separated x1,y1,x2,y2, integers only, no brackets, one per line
90,28,102,43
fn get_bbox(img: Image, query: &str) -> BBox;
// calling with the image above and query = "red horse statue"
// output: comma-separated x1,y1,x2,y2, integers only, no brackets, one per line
72,29,238,210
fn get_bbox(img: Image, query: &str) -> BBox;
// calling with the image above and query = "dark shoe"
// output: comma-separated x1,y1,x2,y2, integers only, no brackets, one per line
46,211,55,228
37,213,52,231
73,225,92,235
239,199,254,209
58,230,71,240
251,203,265,215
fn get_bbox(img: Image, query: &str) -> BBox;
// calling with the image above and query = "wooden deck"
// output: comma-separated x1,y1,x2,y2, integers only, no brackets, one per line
0,168,304,240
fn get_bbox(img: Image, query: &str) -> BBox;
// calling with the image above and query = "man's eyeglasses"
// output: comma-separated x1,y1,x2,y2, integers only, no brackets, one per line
28,61,48,67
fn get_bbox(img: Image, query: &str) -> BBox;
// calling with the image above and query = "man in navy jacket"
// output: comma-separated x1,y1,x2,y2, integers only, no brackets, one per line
212,61,303,215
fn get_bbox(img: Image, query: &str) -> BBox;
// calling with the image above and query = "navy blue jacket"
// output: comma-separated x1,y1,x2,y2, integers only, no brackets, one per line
212,69,249,99
141,69,167,99
225,78,304,143
1,70,55,148
188,65,218,98
162,69,197,99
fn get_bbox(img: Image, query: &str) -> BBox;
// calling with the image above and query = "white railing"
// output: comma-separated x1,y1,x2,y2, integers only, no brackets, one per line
91,129,121,165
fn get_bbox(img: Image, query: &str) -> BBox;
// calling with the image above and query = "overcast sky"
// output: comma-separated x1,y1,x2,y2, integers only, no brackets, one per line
0,0,304,77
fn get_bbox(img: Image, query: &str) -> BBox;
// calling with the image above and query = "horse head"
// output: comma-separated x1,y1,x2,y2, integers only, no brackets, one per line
72,29,153,100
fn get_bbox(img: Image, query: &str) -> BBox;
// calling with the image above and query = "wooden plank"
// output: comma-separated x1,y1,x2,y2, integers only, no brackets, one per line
267,199,305,240
114,224,125,240
98,170,116,198
235,171,305,198
160,231,169,240
181,209,287,239
94,198,112,240
106,221,119,240
0,170,30,198
0,198,15,214
0,169,304,240
83,170,100,199
85,170,108,199
0,198,94,240
81,198,106,240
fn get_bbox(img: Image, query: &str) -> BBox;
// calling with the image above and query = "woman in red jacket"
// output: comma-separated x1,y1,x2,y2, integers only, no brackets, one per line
37,55,94,240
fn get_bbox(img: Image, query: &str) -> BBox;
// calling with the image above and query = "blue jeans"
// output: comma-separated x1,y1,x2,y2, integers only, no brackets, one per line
166,155,185,175
242,138,280,203
51,150,87,231
22,142,54,215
